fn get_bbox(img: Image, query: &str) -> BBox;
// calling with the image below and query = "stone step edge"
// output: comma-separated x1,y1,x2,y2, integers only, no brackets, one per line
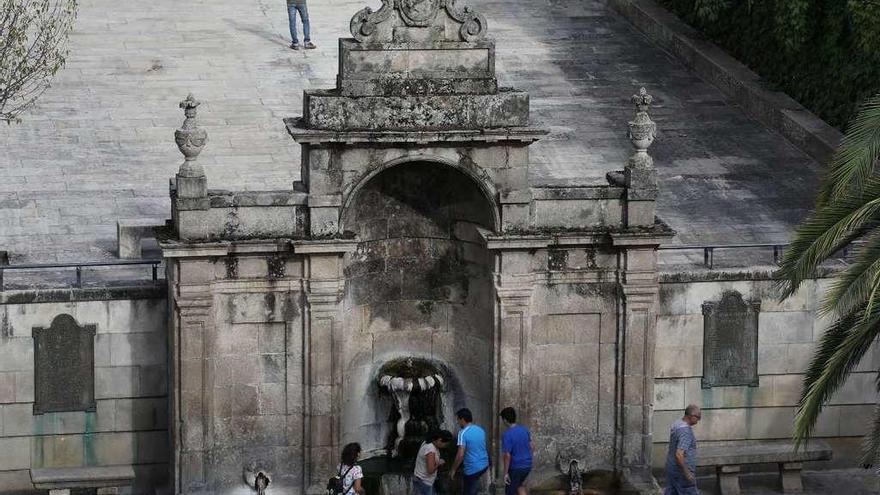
605,0,842,165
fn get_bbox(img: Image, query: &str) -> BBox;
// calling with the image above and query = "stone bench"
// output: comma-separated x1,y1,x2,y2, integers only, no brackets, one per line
696,439,832,494
30,465,136,495
117,218,166,258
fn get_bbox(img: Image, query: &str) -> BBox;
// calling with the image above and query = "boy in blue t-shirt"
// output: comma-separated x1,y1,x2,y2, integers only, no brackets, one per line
449,408,489,495
500,407,533,495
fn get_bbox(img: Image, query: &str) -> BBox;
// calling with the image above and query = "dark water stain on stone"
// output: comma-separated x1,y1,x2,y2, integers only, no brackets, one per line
267,255,286,279
225,256,238,279
0,308,10,338
264,293,276,320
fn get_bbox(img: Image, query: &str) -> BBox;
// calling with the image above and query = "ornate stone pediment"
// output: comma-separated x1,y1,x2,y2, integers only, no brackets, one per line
350,0,487,43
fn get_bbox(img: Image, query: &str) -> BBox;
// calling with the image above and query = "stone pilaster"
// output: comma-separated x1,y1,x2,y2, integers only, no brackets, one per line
303,253,345,493
168,259,215,494
492,272,534,490
615,243,660,485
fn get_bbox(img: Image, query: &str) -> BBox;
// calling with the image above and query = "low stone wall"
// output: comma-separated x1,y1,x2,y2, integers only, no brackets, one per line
654,271,879,469
0,287,168,494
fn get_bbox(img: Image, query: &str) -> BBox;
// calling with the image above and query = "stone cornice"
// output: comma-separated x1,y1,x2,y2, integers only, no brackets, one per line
160,238,358,257
285,118,547,144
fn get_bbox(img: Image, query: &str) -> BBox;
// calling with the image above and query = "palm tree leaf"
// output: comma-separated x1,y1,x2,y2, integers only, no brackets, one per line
862,400,880,466
819,94,880,204
794,305,880,447
821,228,880,317
776,182,880,298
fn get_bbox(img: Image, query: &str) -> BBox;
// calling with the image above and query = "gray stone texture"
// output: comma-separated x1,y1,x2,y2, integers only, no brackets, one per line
0,296,168,493
0,0,825,261
654,276,880,468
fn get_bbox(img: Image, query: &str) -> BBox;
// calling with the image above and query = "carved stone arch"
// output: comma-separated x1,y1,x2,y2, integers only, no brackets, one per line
339,154,500,234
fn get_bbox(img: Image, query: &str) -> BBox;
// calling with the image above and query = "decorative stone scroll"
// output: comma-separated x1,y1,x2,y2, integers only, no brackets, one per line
701,291,760,388
350,0,487,43
33,314,97,414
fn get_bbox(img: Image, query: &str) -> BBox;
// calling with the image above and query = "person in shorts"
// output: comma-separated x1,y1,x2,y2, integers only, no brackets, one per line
412,430,453,495
500,407,533,495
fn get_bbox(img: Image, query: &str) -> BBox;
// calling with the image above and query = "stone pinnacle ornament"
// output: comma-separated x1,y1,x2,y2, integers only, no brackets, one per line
174,93,208,178
627,87,656,169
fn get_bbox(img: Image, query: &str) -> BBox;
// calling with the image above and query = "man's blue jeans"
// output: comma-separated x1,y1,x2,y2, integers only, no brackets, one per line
287,3,310,44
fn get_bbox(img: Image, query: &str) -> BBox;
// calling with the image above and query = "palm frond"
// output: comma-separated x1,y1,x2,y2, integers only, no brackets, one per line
819,94,880,204
821,228,880,317
793,305,880,448
862,399,880,466
776,181,880,298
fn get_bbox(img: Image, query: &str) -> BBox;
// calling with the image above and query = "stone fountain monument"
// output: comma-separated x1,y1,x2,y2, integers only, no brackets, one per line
160,0,672,492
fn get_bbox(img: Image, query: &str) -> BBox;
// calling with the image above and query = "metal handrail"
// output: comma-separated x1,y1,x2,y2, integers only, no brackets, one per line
0,259,163,291
659,243,789,269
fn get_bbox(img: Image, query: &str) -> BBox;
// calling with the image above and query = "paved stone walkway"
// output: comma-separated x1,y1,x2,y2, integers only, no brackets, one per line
0,0,825,262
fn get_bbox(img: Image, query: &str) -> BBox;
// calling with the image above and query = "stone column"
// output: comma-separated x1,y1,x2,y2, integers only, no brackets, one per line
492,271,534,492
169,259,215,494
303,253,345,493
616,244,661,484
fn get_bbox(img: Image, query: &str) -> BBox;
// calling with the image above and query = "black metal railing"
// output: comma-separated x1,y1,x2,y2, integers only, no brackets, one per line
659,243,789,269
0,259,163,291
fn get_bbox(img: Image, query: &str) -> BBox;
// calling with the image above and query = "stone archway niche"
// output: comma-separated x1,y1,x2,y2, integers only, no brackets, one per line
339,160,495,464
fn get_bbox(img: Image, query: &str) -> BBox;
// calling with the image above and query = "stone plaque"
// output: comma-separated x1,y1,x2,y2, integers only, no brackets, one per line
33,314,96,414
702,291,760,388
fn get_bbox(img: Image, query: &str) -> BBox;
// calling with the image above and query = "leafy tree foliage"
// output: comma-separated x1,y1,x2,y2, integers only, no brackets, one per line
776,94,880,464
0,0,77,123
658,0,880,129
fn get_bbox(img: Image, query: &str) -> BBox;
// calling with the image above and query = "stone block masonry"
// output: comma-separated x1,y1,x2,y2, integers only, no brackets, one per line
0,288,169,494
653,274,880,468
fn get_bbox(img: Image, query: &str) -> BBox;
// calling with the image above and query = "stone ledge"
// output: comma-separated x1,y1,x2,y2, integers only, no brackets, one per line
531,186,626,200
0,285,165,305
658,263,841,283
30,465,135,489
285,117,547,144
207,190,308,208
606,0,842,164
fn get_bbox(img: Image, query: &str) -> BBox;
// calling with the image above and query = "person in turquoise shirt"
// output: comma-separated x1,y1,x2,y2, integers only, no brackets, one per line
286,0,316,50
449,408,489,495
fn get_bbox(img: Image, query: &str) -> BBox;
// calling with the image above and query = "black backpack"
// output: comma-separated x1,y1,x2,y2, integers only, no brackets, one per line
326,465,355,495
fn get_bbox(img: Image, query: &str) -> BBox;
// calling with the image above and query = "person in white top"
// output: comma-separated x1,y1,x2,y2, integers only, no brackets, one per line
412,430,454,495
337,442,364,494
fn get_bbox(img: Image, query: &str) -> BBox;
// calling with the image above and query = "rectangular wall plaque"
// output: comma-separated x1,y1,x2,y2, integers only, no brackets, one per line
701,291,760,388
33,314,97,414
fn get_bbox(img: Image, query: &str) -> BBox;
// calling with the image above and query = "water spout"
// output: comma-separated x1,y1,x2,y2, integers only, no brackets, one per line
377,358,444,458
243,464,271,495
555,454,584,495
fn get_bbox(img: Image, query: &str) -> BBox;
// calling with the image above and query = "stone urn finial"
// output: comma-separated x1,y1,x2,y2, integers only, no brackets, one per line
174,93,208,177
627,87,656,169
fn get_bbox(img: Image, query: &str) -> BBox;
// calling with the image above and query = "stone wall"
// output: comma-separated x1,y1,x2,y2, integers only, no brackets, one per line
523,247,621,481
0,288,168,494
165,253,309,493
654,272,880,468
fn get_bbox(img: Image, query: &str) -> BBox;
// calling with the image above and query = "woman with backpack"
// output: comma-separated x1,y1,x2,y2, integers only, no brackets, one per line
330,442,364,494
